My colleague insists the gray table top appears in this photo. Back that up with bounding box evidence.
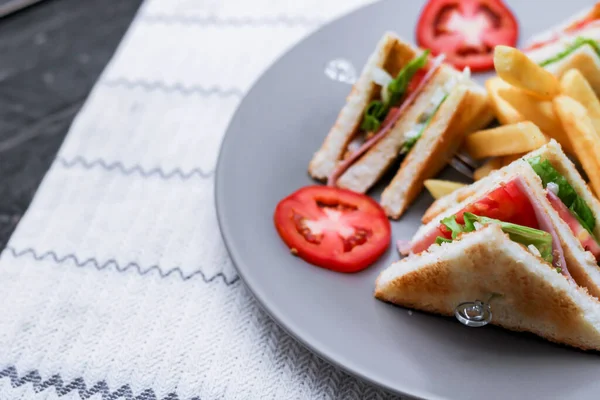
[0,0,142,247]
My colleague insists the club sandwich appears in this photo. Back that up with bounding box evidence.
[308,32,492,219]
[375,140,600,350]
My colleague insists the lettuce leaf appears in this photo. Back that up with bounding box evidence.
[468,214,554,264]
[539,37,600,67]
[386,50,430,107]
[435,212,553,264]
[435,237,453,245]
[360,50,430,132]
[361,101,386,132]
[527,156,596,233]
[441,215,465,239]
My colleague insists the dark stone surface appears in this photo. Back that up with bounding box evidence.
[0,0,143,246]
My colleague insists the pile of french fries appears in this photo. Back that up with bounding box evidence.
[425,45,600,200]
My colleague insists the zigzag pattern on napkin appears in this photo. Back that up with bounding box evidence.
[101,78,244,97]
[0,365,199,400]
[4,247,240,285]
[55,156,214,180]
[139,13,322,27]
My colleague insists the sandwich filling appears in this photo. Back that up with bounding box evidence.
[435,213,554,265]
[524,6,600,52]
[527,156,600,261]
[538,37,600,67]
[409,155,600,276]
[410,177,571,277]
[361,51,431,134]
[327,53,446,186]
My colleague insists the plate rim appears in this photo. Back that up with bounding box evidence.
[214,1,444,398]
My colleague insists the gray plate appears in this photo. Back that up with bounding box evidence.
[215,1,600,399]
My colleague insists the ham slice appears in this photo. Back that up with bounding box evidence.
[397,239,412,256]
[327,54,446,187]
[547,190,600,262]
[411,225,447,255]
[513,178,571,279]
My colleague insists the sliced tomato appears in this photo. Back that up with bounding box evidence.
[416,0,519,72]
[412,179,537,253]
[547,190,600,261]
[458,180,538,226]
[274,186,391,273]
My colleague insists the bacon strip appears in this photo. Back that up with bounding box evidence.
[327,54,446,187]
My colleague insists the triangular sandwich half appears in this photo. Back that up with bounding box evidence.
[409,140,600,300]
[375,223,600,351]
[524,2,600,95]
[308,31,492,219]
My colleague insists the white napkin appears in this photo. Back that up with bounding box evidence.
[0,0,400,398]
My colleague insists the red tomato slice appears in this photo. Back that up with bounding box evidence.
[274,186,391,273]
[416,0,519,72]
[412,179,537,253]
[457,180,539,228]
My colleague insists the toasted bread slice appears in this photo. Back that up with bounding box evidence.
[308,32,417,180]
[524,3,600,51]
[375,224,600,351]
[464,99,495,134]
[335,64,462,193]
[525,4,600,96]
[415,141,600,299]
[379,84,489,219]
[337,65,489,212]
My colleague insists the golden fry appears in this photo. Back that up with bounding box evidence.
[497,86,574,154]
[424,180,467,200]
[465,121,549,160]
[485,77,525,125]
[553,95,600,197]
[560,69,600,138]
[501,153,526,167]
[474,158,503,181]
[494,46,560,100]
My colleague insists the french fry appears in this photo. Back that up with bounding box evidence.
[465,121,549,160]
[485,77,525,125]
[497,86,574,154]
[474,158,503,181]
[501,153,526,167]
[464,103,496,135]
[424,180,467,200]
[553,95,600,197]
[494,46,560,100]
[560,69,600,138]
